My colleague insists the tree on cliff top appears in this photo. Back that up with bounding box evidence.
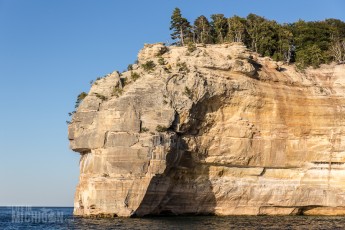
[226,15,247,43]
[194,15,212,44]
[170,8,192,46]
[210,14,228,43]
[168,10,345,68]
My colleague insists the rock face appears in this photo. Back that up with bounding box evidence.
[68,42,345,217]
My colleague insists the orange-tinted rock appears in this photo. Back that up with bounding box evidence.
[68,43,345,217]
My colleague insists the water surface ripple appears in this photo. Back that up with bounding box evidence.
[1,207,345,229]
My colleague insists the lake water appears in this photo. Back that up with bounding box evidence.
[1,207,345,229]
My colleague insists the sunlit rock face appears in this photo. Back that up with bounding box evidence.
[68,42,345,217]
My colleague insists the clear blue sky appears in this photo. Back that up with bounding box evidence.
[0,0,344,207]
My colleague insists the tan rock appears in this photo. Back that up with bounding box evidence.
[68,43,345,217]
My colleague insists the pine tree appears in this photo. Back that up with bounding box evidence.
[292,20,332,66]
[276,24,294,63]
[325,19,345,63]
[170,8,192,46]
[210,14,228,43]
[246,14,266,52]
[227,15,247,43]
[255,19,278,57]
[194,15,212,44]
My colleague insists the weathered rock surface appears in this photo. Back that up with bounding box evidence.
[68,42,345,217]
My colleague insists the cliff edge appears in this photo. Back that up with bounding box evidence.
[68,43,345,217]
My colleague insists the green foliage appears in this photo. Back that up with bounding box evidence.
[246,14,265,52]
[94,93,107,101]
[120,78,127,86]
[112,87,123,97]
[330,40,345,63]
[141,60,156,72]
[77,92,88,101]
[276,25,294,62]
[250,19,280,57]
[187,42,197,53]
[184,86,193,98]
[170,8,192,46]
[194,15,212,44]
[245,13,290,59]
[210,14,228,43]
[291,20,332,67]
[66,110,76,125]
[75,92,88,108]
[226,15,247,43]
[177,62,190,73]
[156,46,169,56]
[163,66,171,73]
[131,71,140,81]
[158,57,166,65]
[167,12,345,68]
[156,125,168,132]
[68,111,75,116]
[127,64,133,71]
[296,44,324,68]
[140,127,149,133]
[102,173,109,177]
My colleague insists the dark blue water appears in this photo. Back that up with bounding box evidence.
[1,207,345,229]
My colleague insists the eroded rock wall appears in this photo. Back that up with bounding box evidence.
[68,43,345,216]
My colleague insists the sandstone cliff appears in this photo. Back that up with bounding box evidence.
[68,43,345,217]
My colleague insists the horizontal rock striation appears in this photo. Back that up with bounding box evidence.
[68,42,345,217]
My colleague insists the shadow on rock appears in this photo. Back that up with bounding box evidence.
[133,137,217,217]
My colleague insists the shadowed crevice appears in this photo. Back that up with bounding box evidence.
[133,96,225,217]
